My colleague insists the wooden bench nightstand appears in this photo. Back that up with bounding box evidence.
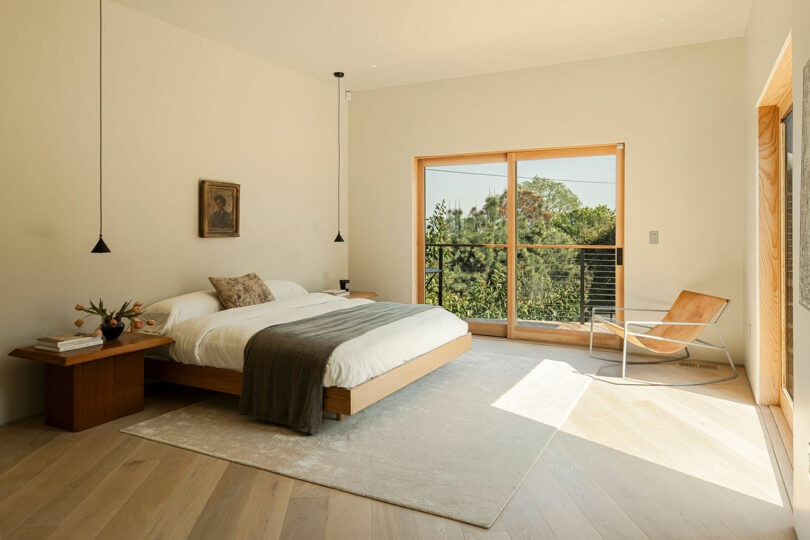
[345,291,378,300]
[10,333,173,431]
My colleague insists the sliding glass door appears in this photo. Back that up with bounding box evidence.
[417,145,624,346]
[781,110,794,421]
[512,149,622,344]
[421,157,509,335]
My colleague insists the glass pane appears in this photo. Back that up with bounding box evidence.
[424,162,508,244]
[515,154,618,330]
[516,247,616,331]
[784,111,793,399]
[425,246,507,322]
[424,162,508,323]
[515,155,616,245]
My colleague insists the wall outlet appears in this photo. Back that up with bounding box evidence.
[649,230,659,244]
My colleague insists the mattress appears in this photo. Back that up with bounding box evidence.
[167,293,469,388]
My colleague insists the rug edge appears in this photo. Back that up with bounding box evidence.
[120,425,496,529]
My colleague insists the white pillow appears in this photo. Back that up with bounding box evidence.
[140,290,223,335]
[265,280,308,300]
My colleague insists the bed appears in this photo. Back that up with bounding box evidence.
[140,282,471,432]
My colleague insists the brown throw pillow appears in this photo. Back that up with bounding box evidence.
[208,273,275,309]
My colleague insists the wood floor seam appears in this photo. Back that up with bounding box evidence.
[0,344,794,539]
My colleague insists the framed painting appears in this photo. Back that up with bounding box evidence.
[199,180,240,238]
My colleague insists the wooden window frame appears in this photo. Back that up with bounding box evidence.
[414,143,624,348]
[757,36,793,420]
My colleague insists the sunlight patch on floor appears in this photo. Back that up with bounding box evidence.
[478,337,787,508]
[560,362,788,507]
[491,358,594,427]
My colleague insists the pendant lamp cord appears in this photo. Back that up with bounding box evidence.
[98,0,103,237]
[336,75,340,232]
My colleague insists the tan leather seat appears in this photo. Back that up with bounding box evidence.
[602,290,729,354]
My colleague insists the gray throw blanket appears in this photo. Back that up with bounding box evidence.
[240,302,436,434]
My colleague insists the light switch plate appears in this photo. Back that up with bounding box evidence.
[649,230,659,244]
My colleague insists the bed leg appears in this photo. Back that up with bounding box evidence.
[336,413,345,421]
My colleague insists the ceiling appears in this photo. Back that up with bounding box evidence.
[113,0,752,90]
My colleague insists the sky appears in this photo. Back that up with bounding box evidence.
[424,155,616,217]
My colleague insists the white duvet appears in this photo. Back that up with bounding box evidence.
[168,293,468,388]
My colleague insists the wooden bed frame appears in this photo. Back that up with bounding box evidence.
[144,332,472,420]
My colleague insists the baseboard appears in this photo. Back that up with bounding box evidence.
[0,410,43,428]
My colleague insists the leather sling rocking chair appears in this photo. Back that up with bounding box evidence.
[589,290,738,386]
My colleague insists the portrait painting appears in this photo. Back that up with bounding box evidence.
[199,180,240,238]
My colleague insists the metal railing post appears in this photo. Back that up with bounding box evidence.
[579,250,585,324]
[438,245,444,306]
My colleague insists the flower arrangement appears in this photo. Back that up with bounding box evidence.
[74,299,154,340]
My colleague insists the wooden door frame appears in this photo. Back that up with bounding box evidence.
[414,151,508,337]
[414,143,624,348]
[757,36,792,414]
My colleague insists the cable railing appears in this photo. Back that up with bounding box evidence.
[425,243,617,324]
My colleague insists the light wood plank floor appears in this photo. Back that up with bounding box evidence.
[0,338,796,539]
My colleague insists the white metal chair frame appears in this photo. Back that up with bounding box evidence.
[589,303,738,386]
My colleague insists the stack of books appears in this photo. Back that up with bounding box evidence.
[35,333,103,352]
[322,288,350,297]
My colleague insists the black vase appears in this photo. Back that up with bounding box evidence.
[101,319,125,341]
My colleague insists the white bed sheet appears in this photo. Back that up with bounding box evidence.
[168,293,469,388]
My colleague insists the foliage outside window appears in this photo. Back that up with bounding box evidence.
[424,177,616,322]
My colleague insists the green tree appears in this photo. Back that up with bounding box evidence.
[553,205,615,245]
[520,176,581,214]
[424,177,616,323]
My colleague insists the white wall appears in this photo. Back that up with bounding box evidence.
[348,39,746,362]
[741,0,810,534]
[780,0,810,533]
[739,0,810,532]
[0,0,348,425]
[794,2,810,529]
[794,0,810,531]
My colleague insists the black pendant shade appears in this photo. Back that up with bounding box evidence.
[334,71,344,243]
[91,235,111,253]
[91,0,110,253]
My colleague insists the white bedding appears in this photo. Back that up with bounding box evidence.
[168,293,469,388]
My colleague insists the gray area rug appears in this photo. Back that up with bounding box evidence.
[123,343,596,527]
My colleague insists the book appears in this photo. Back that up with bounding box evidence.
[322,289,350,296]
[36,338,102,349]
[35,338,103,353]
[37,333,103,351]
[38,332,98,344]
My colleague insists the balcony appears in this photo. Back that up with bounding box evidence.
[425,243,617,333]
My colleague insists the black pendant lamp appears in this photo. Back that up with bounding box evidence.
[91,0,110,253]
[333,71,344,243]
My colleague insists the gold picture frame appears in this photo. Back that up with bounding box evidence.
[199,180,240,238]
